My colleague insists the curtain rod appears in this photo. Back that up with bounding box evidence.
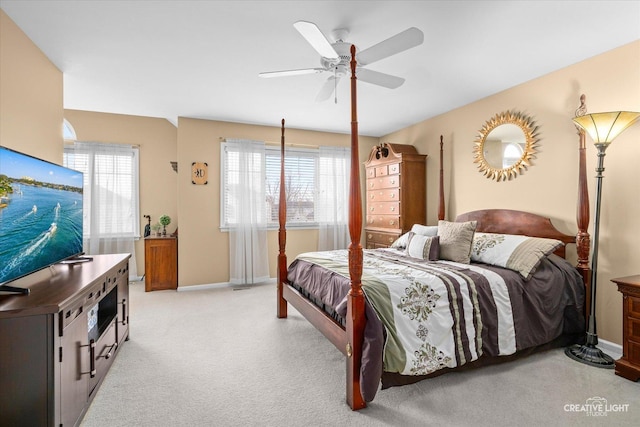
[64,141,140,148]
[219,137,318,149]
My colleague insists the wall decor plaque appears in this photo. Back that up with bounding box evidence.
[191,162,208,185]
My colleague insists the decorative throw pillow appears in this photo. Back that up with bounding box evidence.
[437,220,477,263]
[391,232,411,249]
[391,224,438,249]
[405,232,439,260]
[411,224,438,237]
[471,232,564,279]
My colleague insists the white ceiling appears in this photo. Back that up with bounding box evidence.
[1,1,639,137]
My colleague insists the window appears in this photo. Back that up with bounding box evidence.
[265,147,317,226]
[63,119,77,141]
[64,143,140,238]
[221,143,347,229]
[502,142,524,168]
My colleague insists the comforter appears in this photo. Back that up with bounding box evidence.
[287,248,585,402]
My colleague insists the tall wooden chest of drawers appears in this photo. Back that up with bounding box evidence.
[364,143,427,249]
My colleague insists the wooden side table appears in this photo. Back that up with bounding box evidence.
[611,274,640,382]
[144,236,178,291]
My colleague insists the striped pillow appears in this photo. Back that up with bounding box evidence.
[471,232,563,279]
[391,224,439,249]
[405,232,439,261]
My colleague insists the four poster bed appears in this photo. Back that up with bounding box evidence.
[276,46,591,410]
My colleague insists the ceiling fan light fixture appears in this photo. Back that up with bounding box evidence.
[260,21,424,102]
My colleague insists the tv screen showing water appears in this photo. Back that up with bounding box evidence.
[0,146,84,285]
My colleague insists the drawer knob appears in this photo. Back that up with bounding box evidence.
[388,237,394,242]
[390,207,395,212]
[390,180,396,185]
[390,220,395,225]
[391,193,395,198]
[368,234,372,239]
[370,207,375,212]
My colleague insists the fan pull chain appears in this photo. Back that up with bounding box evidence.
[334,67,338,104]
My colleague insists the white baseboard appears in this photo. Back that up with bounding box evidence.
[598,338,622,360]
[177,282,232,292]
[177,277,276,292]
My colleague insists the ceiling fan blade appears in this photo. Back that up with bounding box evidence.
[357,68,405,89]
[315,76,340,102]
[294,21,339,60]
[259,68,325,78]
[357,27,424,66]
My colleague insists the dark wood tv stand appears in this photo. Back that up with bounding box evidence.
[0,253,130,426]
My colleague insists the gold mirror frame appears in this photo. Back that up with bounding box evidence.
[473,110,539,181]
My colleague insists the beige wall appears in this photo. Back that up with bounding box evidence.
[176,118,378,287]
[4,6,637,345]
[0,10,62,162]
[63,110,178,276]
[60,111,378,288]
[382,40,640,345]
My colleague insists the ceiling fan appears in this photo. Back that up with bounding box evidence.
[259,21,424,102]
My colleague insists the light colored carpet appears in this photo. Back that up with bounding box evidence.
[81,281,640,427]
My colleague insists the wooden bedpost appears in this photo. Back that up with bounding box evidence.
[438,135,445,221]
[346,44,366,410]
[574,94,592,316]
[277,118,288,318]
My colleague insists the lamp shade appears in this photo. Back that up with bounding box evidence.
[573,111,640,145]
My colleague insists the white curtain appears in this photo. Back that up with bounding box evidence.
[64,142,139,279]
[227,139,270,285]
[317,146,351,250]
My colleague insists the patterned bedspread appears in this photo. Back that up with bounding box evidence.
[287,248,585,401]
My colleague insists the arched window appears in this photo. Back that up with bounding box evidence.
[63,118,77,141]
[502,143,523,168]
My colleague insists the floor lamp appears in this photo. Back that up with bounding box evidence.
[565,111,640,368]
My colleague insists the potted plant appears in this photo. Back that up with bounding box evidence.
[151,223,161,236]
[159,215,171,236]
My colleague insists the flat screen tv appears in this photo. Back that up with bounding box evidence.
[0,146,84,294]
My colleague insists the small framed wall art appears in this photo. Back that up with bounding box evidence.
[191,162,208,185]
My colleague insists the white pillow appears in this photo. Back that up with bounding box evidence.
[391,232,411,249]
[411,224,438,237]
[471,232,564,279]
[391,224,438,249]
[405,233,439,260]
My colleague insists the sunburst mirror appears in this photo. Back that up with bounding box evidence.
[473,111,540,181]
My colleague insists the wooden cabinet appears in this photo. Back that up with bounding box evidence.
[612,274,640,382]
[60,309,90,427]
[0,254,130,426]
[144,237,178,291]
[364,143,427,249]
